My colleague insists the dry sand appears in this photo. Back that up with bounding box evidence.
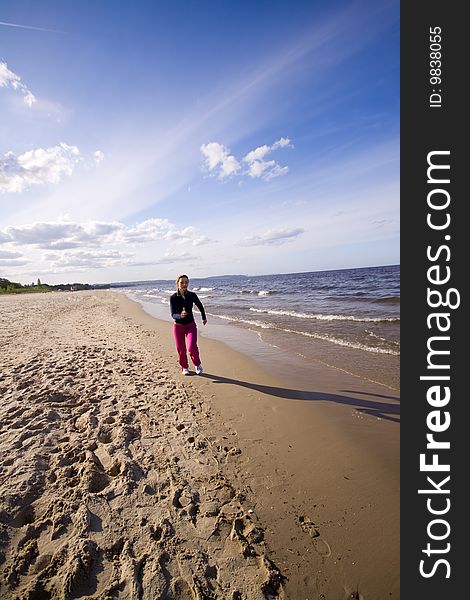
[0,291,399,599]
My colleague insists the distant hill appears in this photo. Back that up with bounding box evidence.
[103,275,249,288]
[197,274,248,280]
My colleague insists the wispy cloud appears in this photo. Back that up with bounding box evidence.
[153,250,199,265]
[240,227,304,246]
[0,144,104,193]
[0,20,64,34]
[0,60,36,107]
[372,218,393,229]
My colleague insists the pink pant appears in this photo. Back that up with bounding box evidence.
[173,322,201,369]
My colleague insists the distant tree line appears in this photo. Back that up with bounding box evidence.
[0,277,106,295]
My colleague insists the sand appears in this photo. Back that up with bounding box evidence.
[0,291,399,599]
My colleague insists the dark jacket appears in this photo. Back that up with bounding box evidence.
[170,290,206,325]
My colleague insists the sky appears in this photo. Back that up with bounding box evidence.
[0,0,399,284]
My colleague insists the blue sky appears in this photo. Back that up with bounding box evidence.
[1,0,399,284]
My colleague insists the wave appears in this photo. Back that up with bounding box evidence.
[280,328,400,355]
[236,289,277,296]
[206,312,271,328]
[207,312,399,355]
[248,307,399,323]
[366,330,400,346]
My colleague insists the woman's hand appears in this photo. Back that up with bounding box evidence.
[202,319,207,326]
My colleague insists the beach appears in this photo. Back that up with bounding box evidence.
[0,291,399,599]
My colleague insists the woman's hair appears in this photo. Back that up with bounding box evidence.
[176,274,189,289]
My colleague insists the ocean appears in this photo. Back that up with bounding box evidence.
[119,265,400,390]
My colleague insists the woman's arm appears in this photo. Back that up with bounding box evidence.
[193,293,207,323]
[170,295,182,320]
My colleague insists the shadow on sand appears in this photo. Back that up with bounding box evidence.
[199,373,400,424]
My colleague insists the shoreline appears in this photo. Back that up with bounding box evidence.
[0,291,399,599]
[124,292,400,392]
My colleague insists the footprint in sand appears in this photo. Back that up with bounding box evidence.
[313,537,331,557]
[297,515,319,538]
[297,515,332,557]
[98,430,113,444]
[231,514,265,556]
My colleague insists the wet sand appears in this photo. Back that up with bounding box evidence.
[0,291,399,599]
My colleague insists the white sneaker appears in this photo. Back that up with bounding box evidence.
[195,364,204,375]
[182,368,190,376]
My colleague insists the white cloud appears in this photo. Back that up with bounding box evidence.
[93,150,105,164]
[41,247,200,271]
[272,137,292,150]
[0,60,36,107]
[0,258,29,267]
[1,221,107,248]
[154,251,199,265]
[38,248,199,271]
[43,249,133,270]
[1,218,216,250]
[0,145,104,194]
[263,164,289,181]
[201,137,293,183]
[0,249,28,267]
[278,199,308,208]
[117,219,215,246]
[240,227,304,246]
[250,159,271,177]
[0,217,215,279]
[246,159,277,179]
[243,137,293,181]
[119,218,175,243]
[243,145,271,163]
[0,249,23,259]
[170,226,213,247]
[0,143,81,193]
[200,142,240,179]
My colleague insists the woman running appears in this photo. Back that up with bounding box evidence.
[170,274,207,375]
